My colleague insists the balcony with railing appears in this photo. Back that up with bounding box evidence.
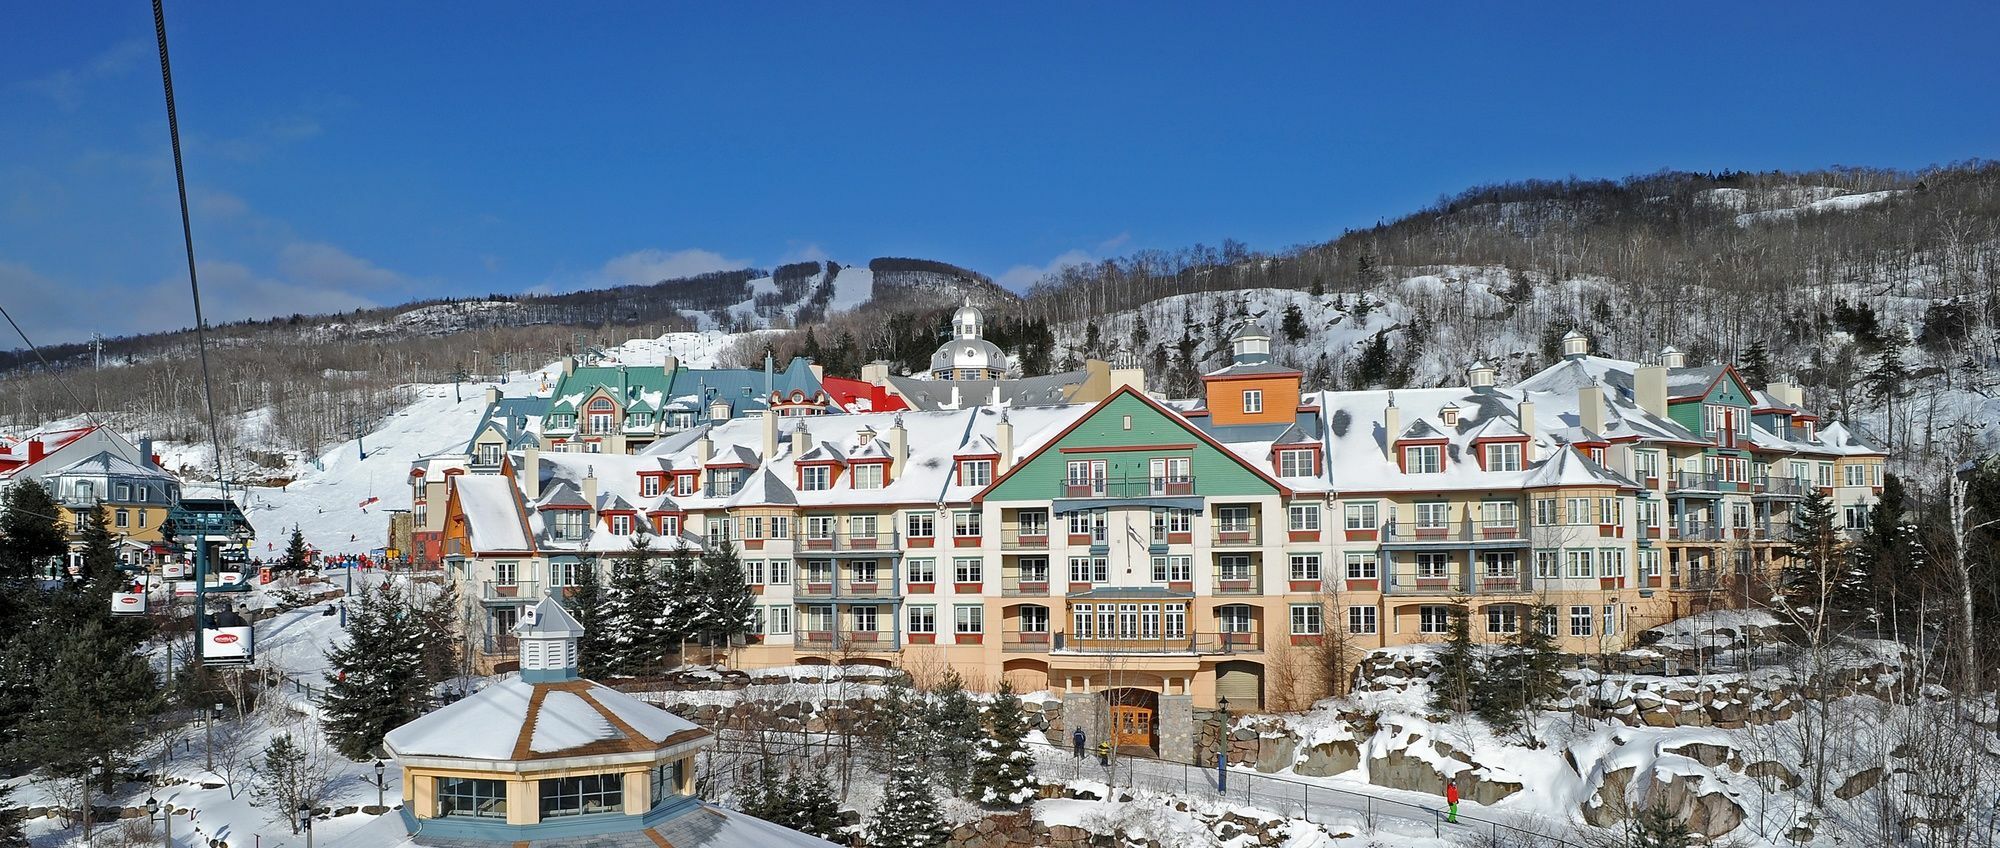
[1049,631,1263,655]
[797,530,902,554]
[793,564,900,601]
[1669,472,1752,495]
[1000,630,1055,652]
[1000,526,1051,550]
[796,628,898,650]
[1212,561,1262,595]
[1002,573,1052,597]
[1381,518,1528,546]
[480,580,538,602]
[480,633,520,656]
[1061,475,1197,500]
[1752,477,1809,499]
[1211,519,1262,548]
[1669,521,1724,541]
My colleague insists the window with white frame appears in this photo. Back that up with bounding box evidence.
[1151,555,1191,583]
[1243,389,1264,414]
[1217,554,1253,581]
[806,516,836,540]
[1290,604,1323,635]
[743,560,766,585]
[801,465,830,491]
[1289,554,1321,582]
[1480,500,1518,530]
[852,464,884,489]
[851,560,878,585]
[1019,556,1050,583]
[1602,604,1618,636]
[1165,603,1187,638]
[954,510,981,538]
[1149,457,1191,491]
[742,516,764,539]
[1566,497,1591,524]
[1279,449,1315,477]
[851,606,879,633]
[1403,444,1442,474]
[1636,449,1660,479]
[610,514,632,535]
[1415,552,1450,579]
[1640,549,1661,578]
[803,559,834,584]
[1419,605,1452,634]
[1217,605,1253,633]
[768,559,791,584]
[953,605,983,634]
[1017,509,1048,536]
[1843,505,1868,530]
[907,606,936,634]
[767,606,792,635]
[553,511,586,540]
[1414,502,1449,529]
[495,560,518,586]
[1020,605,1050,633]
[1482,551,1518,577]
[1844,464,1865,487]
[1288,504,1321,532]
[1599,548,1624,578]
[960,460,992,487]
[907,512,935,539]
[1534,498,1558,526]
[1345,552,1379,579]
[1072,604,1095,638]
[1344,502,1380,530]
[1168,508,1192,534]
[1485,442,1523,471]
[1348,606,1378,634]
[1535,550,1561,578]
[1065,460,1106,493]
[1599,497,1622,526]
[1570,605,1594,637]
[1216,506,1251,532]
[1486,605,1519,634]
[1566,549,1594,579]
[907,559,936,584]
[1069,556,1109,583]
[953,558,983,584]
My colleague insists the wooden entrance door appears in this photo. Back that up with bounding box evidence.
[1110,705,1153,748]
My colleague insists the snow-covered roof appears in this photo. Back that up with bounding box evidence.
[44,450,176,481]
[453,475,531,552]
[383,677,704,763]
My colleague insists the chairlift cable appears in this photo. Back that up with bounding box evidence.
[152,0,230,499]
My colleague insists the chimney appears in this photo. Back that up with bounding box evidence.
[1658,345,1686,369]
[1578,385,1604,433]
[991,385,1002,406]
[1467,361,1496,391]
[1767,380,1802,409]
[484,386,500,405]
[28,439,44,464]
[138,437,155,469]
[791,423,812,457]
[1607,442,1634,476]
[660,355,679,379]
[861,361,890,386]
[1382,395,1401,462]
[1635,363,1668,418]
[562,356,576,376]
[949,385,961,410]
[582,470,599,512]
[888,416,909,477]
[761,409,778,460]
[1516,399,1537,454]
[695,434,713,467]
[522,445,541,500]
[994,412,1014,472]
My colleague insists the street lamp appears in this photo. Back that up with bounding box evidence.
[373,759,387,809]
[146,796,169,848]
[1215,695,1230,793]
[296,804,314,848]
[204,701,222,770]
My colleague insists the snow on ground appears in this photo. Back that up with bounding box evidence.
[1734,189,1906,226]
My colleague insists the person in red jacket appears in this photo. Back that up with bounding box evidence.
[1445,780,1460,823]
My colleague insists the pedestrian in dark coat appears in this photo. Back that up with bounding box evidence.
[1071,728,1086,759]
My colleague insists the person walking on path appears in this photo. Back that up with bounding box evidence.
[1072,728,1086,759]
[1096,740,1111,767]
[1445,780,1460,823]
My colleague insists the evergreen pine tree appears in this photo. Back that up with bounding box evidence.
[1428,604,1476,715]
[1281,303,1308,342]
[74,505,119,588]
[602,541,666,674]
[251,734,316,834]
[1780,490,1849,638]
[1626,805,1697,848]
[279,526,312,571]
[870,745,949,848]
[0,480,65,584]
[0,782,25,848]
[17,620,161,795]
[785,766,844,839]
[1737,339,1774,388]
[924,669,982,796]
[657,547,705,661]
[970,681,1034,807]
[737,756,790,824]
[695,541,755,651]
[320,583,431,759]
[1853,474,1919,637]
[568,565,615,678]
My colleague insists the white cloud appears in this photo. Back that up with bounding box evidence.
[277,241,412,291]
[997,249,1093,291]
[138,260,376,328]
[590,247,751,288]
[17,40,148,111]
[779,242,831,264]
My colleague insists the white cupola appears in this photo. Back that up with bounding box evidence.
[516,595,585,683]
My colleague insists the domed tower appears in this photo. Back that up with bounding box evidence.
[929,298,1009,380]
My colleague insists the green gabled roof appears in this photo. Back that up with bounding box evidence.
[982,386,1291,502]
[548,365,677,409]
[547,396,577,412]
[626,395,657,413]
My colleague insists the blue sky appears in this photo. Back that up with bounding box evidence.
[3,2,1996,344]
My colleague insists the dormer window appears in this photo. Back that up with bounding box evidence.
[1485,442,1522,472]
[959,460,993,487]
[1403,444,1442,474]
[1243,390,1264,414]
[1803,421,1816,441]
[1588,447,1606,464]
[802,466,831,491]
[641,476,661,497]
[610,515,632,535]
[1278,449,1315,477]
[674,474,696,496]
[552,511,586,540]
[1440,405,1459,427]
[857,428,876,446]
[853,464,885,489]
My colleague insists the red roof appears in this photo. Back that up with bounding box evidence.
[821,376,909,413]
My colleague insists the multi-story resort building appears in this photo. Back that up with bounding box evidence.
[425,320,1886,759]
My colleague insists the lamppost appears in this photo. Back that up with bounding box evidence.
[296,804,314,848]
[145,796,169,848]
[1214,695,1230,793]
[204,701,222,770]
[373,759,387,809]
